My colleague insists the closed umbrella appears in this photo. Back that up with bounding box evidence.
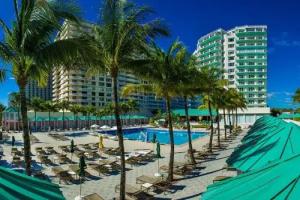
[78,156,86,198]
[203,154,300,200]
[70,139,75,162]
[155,142,162,177]
[11,136,15,147]
[99,135,104,149]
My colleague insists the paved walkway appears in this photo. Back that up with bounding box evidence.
[0,129,246,200]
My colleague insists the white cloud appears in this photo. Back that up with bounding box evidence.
[9,77,15,80]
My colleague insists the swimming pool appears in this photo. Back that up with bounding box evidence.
[101,128,206,145]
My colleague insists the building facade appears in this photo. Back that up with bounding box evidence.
[194,25,267,108]
[52,22,193,114]
[25,78,53,101]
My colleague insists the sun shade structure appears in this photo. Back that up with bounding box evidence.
[278,113,300,119]
[0,166,65,200]
[227,116,300,172]
[202,154,300,200]
[172,108,217,117]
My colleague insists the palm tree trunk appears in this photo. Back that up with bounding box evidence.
[223,109,227,139]
[166,97,175,182]
[228,109,232,135]
[48,111,51,131]
[184,96,196,165]
[19,85,31,176]
[34,110,37,132]
[112,76,126,200]
[235,108,238,128]
[216,108,221,147]
[208,100,214,152]
[231,110,234,129]
[62,109,65,130]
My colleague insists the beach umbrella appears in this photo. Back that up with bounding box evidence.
[78,156,86,198]
[154,142,162,177]
[70,139,75,162]
[0,166,64,199]
[227,122,300,172]
[11,136,15,147]
[152,133,157,143]
[99,135,104,149]
[202,154,300,200]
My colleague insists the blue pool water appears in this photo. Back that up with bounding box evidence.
[105,128,206,145]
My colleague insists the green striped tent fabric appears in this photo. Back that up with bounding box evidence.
[227,116,300,172]
[202,154,300,200]
[0,167,65,200]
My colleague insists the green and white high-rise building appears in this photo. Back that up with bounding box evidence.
[194,25,267,108]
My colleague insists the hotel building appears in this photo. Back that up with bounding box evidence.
[194,25,268,108]
[52,22,190,114]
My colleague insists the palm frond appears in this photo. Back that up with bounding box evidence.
[0,69,6,83]
[121,83,154,97]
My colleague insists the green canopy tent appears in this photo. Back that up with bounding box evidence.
[0,167,64,200]
[172,108,217,117]
[202,154,300,200]
[226,121,300,172]
[278,113,300,119]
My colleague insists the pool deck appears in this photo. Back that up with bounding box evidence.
[0,127,246,200]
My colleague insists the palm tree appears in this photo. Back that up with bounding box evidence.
[198,66,224,152]
[122,41,190,182]
[293,89,300,103]
[57,100,70,130]
[0,0,91,175]
[84,1,169,198]
[29,97,44,132]
[42,101,58,131]
[69,104,82,129]
[85,105,96,128]
[0,103,6,126]
[9,92,21,132]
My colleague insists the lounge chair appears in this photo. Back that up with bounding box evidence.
[11,156,22,166]
[45,146,57,155]
[38,155,53,166]
[213,175,232,183]
[57,154,71,164]
[115,184,154,200]
[35,147,47,155]
[52,166,74,184]
[88,163,110,176]
[83,193,104,200]
[136,175,171,194]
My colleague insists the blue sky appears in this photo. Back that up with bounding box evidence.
[1,0,300,108]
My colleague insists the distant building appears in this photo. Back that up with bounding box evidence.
[194,25,268,108]
[52,21,194,114]
[25,77,52,101]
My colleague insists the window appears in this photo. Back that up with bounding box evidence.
[228,44,235,48]
[228,38,234,42]
[229,56,234,60]
[228,69,235,73]
[229,63,235,66]
[229,51,234,55]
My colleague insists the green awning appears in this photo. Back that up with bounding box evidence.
[227,116,300,172]
[0,167,65,200]
[172,108,217,117]
[278,113,300,119]
[202,154,300,200]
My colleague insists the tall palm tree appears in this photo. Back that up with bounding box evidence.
[0,103,6,126]
[0,0,91,175]
[199,66,224,152]
[69,104,82,129]
[122,41,190,182]
[57,100,70,130]
[293,89,300,104]
[9,92,21,132]
[85,105,96,128]
[84,1,169,198]
[42,101,58,131]
[175,52,201,165]
[29,97,44,132]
